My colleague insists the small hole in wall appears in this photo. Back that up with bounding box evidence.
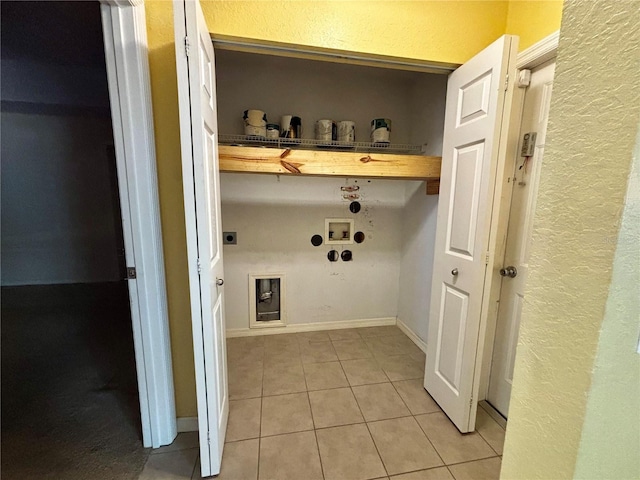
[341,250,353,262]
[327,250,339,262]
[354,231,365,244]
[349,201,361,214]
[311,234,323,247]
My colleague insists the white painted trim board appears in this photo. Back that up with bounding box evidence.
[177,417,200,433]
[517,31,559,69]
[396,318,428,354]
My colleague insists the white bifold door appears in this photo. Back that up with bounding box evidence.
[424,35,518,433]
[174,0,228,476]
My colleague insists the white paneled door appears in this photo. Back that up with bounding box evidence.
[174,0,228,476]
[425,35,518,433]
[487,60,556,417]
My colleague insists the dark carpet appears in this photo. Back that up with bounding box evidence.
[1,282,150,479]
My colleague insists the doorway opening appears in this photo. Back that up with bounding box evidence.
[484,59,557,420]
[1,2,148,477]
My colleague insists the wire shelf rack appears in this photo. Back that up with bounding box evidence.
[218,134,425,155]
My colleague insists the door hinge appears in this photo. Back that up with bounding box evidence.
[184,36,190,57]
[470,397,474,407]
[197,259,202,274]
[126,267,137,280]
[207,432,211,446]
[485,252,490,265]
[504,73,509,91]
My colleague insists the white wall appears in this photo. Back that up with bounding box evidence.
[397,182,438,343]
[221,174,409,330]
[216,51,444,334]
[215,49,447,146]
[1,112,121,285]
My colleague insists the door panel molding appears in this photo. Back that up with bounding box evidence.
[175,0,229,476]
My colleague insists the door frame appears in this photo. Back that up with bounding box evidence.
[478,31,560,402]
[100,0,177,448]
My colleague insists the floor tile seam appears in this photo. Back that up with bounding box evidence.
[303,384,349,395]
[190,451,199,479]
[388,379,415,417]
[306,390,317,431]
[313,419,367,431]
[259,390,311,400]
[257,395,263,480]
[444,453,501,466]
[312,427,327,480]
[476,429,501,456]
[230,394,262,401]
[446,465,457,480]
[302,357,340,365]
[260,425,317,439]
[362,412,414,423]
[225,435,261,444]
[259,353,266,399]
[262,387,307,397]
[362,417,390,479]
[412,413,447,468]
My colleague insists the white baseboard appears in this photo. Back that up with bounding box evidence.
[177,416,198,433]
[396,318,428,354]
[226,317,396,338]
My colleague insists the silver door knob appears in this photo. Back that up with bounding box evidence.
[451,268,458,276]
[499,266,517,278]
[216,278,224,286]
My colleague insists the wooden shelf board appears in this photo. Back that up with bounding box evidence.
[219,145,441,182]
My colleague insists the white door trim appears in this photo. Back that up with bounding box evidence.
[517,31,559,70]
[100,0,177,448]
[478,31,559,402]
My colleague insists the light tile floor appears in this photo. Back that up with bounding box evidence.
[139,326,505,479]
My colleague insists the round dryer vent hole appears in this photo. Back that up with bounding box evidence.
[311,234,323,247]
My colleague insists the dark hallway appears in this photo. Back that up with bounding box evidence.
[1,2,149,478]
[1,284,149,479]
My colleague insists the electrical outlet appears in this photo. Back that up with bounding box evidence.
[223,232,237,245]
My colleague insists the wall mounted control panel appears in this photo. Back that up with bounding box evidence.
[521,132,537,157]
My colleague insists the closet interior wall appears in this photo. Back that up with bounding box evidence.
[215,49,446,341]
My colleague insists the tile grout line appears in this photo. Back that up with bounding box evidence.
[445,454,502,468]
[363,418,390,478]
[257,386,263,480]
[413,412,447,468]
[388,377,414,415]
[476,428,501,457]
[312,428,326,480]
[342,356,389,479]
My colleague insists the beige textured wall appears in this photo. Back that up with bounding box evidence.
[573,128,640,479]
[500,1,640,478]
